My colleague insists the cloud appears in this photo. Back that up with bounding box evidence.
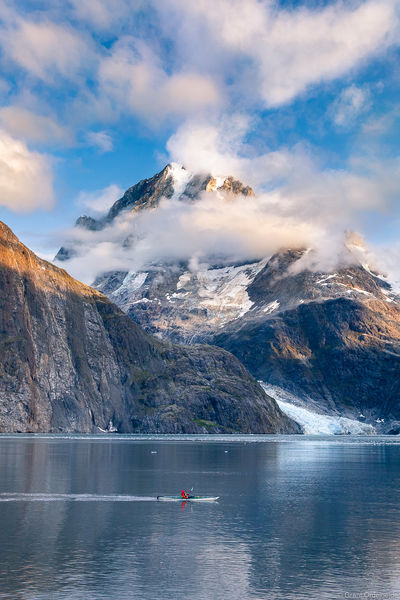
[57,146,391,284]
[371,244,400,291]
[129,192,318,266]
[167,113,400,214]
[0,0,397,152]
[69,0,142,29]
[331,85,370,127]
[167,116,295,186]
[98,37,222,123]
[76,184,123,216]
[3,18,95,82]
[58,108,400,284]
[0,130,54,212]
[58,189,320,284]
[162,0,399,108]
[86,130,114,152]
[0,106,72,145]
[166,114,396,224]
[0,0,398,269]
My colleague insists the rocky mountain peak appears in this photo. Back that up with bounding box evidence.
[104,164,254,222]
[75,215,103,231]
[55,165,255,263]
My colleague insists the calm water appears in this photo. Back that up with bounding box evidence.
[0,435,400,600]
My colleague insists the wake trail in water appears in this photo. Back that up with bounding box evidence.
[0,493,157,502]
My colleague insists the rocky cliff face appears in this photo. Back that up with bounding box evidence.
[0,221,299,434]
[56,166,400,433]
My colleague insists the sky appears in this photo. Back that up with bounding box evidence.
[0,0,400,269]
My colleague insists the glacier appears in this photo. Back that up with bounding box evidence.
[260,383,376,435]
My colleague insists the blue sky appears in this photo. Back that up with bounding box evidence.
[0,0,400,260]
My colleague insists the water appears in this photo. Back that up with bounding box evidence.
[0,435,400,600]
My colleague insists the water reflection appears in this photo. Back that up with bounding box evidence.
[0,437,399,599]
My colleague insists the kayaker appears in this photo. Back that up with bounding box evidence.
[181,489,189,499]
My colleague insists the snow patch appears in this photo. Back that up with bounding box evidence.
[214,176,226,188]
[131,297,152,304]
[205,176,226,192]
[110,271,148,311]
[112,271,148,298]
[263,300,280,314]
[362,264,381,278]
[195,265,255,317]
[176,260,269,325]
[167,163,192,200]
[352,287,371,296]
[316,273,337,284]
[97,420,118,433]
[381,289,399,303]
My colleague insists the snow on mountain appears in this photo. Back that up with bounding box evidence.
[166,163,193,200]
[109,271,148,310]
[177,263,261,321]
[96,258,269,342]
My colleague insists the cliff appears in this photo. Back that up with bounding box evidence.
[0,222,299,434]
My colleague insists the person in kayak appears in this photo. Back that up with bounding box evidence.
[181,489,193,499]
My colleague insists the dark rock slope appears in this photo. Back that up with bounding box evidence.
[0,222,299,434]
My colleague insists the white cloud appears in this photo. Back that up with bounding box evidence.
[58,145,400,284]
[129,192,318,267]
[69,0,142,29]
[332,85,370,126]
[76,184,123,216]
[58,190,320,284]
[0,0,398,244]
[3,19,95,82]
[0,106,72,144]
[159,0,399,107]
[87,130,114,152]
[167,116,295,185]
[0,0,397,146]
[0,130,54,212]
[167,114,400,218]
[98,37,222,123]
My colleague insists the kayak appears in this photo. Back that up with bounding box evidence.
[157,495,219,502]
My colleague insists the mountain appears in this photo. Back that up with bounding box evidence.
[56,165,400,433]
[213,248,400,432]
[0,221,300,434]
[56,163,254,262]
